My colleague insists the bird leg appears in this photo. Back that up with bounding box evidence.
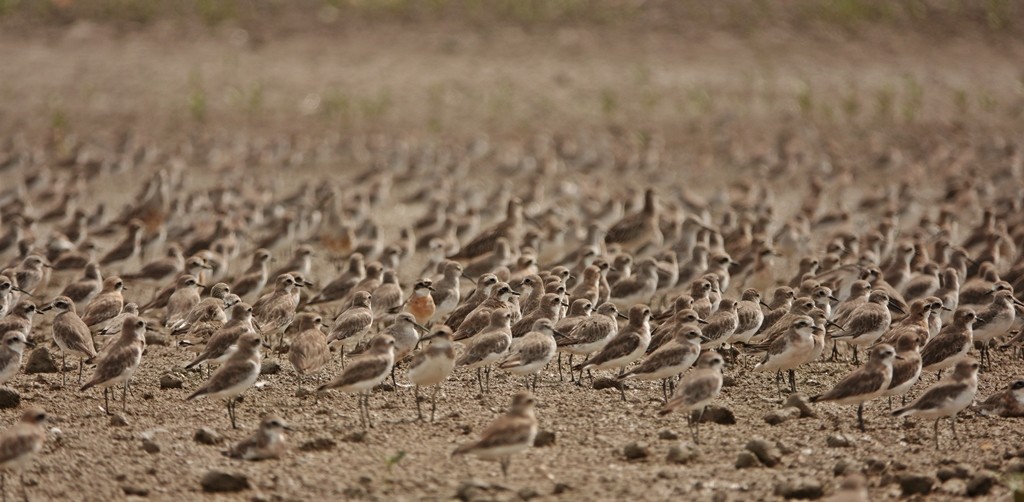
[933,418,940,449]
[857,402,865,432]
[476,368,485,394]
[852,347,860,366]
[788,369,797,394]
[78,357,84,385]
[365,391,374,428]
[122,382,128,412]
[950,415,961,446]
[661,379,669,403]
[430,385,439,422]
[415,385,423,421]
[557,354,564,381]
[500,457,510,479]
[103,388,110,415]
[61,350,67,387]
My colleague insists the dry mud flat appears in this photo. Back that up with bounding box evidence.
[2,309,1019,501]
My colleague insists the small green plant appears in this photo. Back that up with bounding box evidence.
[385,450,406,472]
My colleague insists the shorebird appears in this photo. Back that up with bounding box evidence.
[511,293,562,338]
[164,274,204,328]
[169,282,231,336]
[921,308,976,375]
[270,245,314,279]
[185,302,256,372]
[971,289,1019,367]
[453,391,538,478]
[455,309,513,393]
[621,325,703,402]
[558,302,623,383]
[728,288,766,344]
[0,332,32,386]
[657,351,725,444]
[0,408,48,502]
[451,282,518,341]
[975,379,1024,417]
[370,269,403,319]
[407,325,456,422]
[499,318,559,390]
[12,255,47,296]
[43,296,97,385]
[326,291,373,360]
[81,276,125,331]
[307,253,366,306]
[99,219,143,266]
[893,358,979,448]
[230,249,273,301]
[288,313,330,392]
[226,414,292,460]
[573,304,652,401]
[123,243,184,285]
[444,273,499,330]
[429,261,463,321]
[364,312,427,385]
[610,257,659,308]
[81,315,147,414]
[187,332,262,429]
[810,344,898,432]
[882,332,925,407]
[252,274,301,350]
[752,316,815,395]
[318,335,396,428]
[0,302,35,339]
[699,298,738,349]
[404,278,437,325]
[605,188,662,255]
[449,198,524,261]
[830,290,893,364]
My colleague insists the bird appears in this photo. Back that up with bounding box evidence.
[971,289,1019,368]
[187,332,263,429]
[185,302,256,372]
[288,313,331,391]
[455,309,513,393]
[0,332,32,386]
[699,298,738,349]
[44,296,97,385]
[620,325,704,402]
[830,290,893,364]
[370,268,404,319]
[164,274,204,328]
[657,351,725,444]
[974,379,1024,418]
[363,312,426,385]
[452,391,538,478]
[573,304,652,401]
[318,335,396,428]
[404,278,437,325]
[81,276,126,331]
[326,291,373,360]
[0,408,48,502]
[230,249,273,301]
[752,316,816,395]
[407,325,456,422]
[81,315,147,414]
[882,331,925,407]
[123,243,185,285]
[0,302,36,340]
[921,308,976,374]
[605,188,662,255]
[558,301,624,383]
[306,252,366,306]
[610,257,659,308]
[226,414,292,461]
[499,318,559,390]
[893,358,980,448]
[810,344,898,432]
[252,274,301,350]
[169,282,231,336]
[429,261,463,321]
[728,288,766,344]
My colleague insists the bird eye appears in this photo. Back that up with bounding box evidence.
[137,320,145,328]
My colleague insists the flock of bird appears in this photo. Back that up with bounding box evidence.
[0,134,1022,499]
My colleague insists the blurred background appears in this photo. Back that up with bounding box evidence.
[1,0,1022,172]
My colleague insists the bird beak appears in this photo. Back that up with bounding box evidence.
[282,425,296,432]
[24,340,36,349]
[41,263,53,269]
[553,330,565,338]
[829,295,840,302]
[941,306,952,311]
[561,302,570,308]
[617,313,628,320]
[698,334,711,342]
[888,301,905,315]
[202,264,213,270]
[759,301,772,310]
[413,322,430,334]
[461,272,476,284]
[197,283,208,288]
[38,304,53,313]
[427,285,436,292]
[510,290,521,296]
[894,354,905,360]
[697,318,709,325]
[12,288,36,298]
[826,320,845,332]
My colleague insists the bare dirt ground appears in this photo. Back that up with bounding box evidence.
[2,3,1024,501]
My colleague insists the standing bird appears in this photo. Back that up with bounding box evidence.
[99,220,143,266]
[185,302,256,372]
[407,326,456,422]
[975,379,1024,417]
[728,288,766,344]
[830,290,893,364]
[893,358,979,449]
[605,188,662,255]
[326,291,374,360]
[230,249,272,301]
[573,304,652,401]
[253,274,301,350]
[620,326,704,402]
[455,309,514,393]
[404,278,437,325]
[318,335,396,428]
[971,290,1019,368]
[753,316,816,395]
[45,296,97,385]
[883,332,925,408]
[499,319,559,390]
[699,298,739,349]
[81,315,147,414]
[810,344,898,432]
[921,308,976,374]
[558,302,623,383]
[0,332,32,386]
[657,351,725,444]
[187,333,263,429]
[453,391,538,478]
[81,276,126,331]
[226,414,291,460]
[164,274,204,328]
[429,261,463,321]
[0,302,36,339]
[306,253,365,306]
[0,408,49,502]
[288,313,331,392]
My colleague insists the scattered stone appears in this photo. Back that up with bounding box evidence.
[0,388,21,409]
[699,406,736,425]
[456,479,501,501]
[517,487,539,500]
[200,471,250,493]
[25,348,58,374]
[552,483,571,495]
[899,474,935,496]
[141,439,160,454]
[735,451,760,469]
[110,414,130,427]
[966,472,997,497]
[159,374,183,389]
[623,441,649,460]
[145,332,169,346]
[784,394,817,418]
[764,407,801,425]
[343,431,368,443]
[299,437,336,452]
[745,439,782,467]
[143,391,155,400]
[259,360,280,375]
[122,486,149,496]
[666,442,698,465]
[865,458,888,475]
[193,427,221,445]
[721,375,737,387]
[534,430,556,447]
[658,429,679,440]
[774,478,824,499]
[826,434,852,448]
[593,377,623,390]
[376,382,395,392]
[834,460,852,476]
[295,387,314,398]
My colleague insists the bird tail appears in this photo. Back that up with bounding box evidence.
[186,387,206,401]
[808,394,823,403]
[892,406,910,417]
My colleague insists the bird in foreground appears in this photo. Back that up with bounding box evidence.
[44,296,97,385]
[185,302,255,373]
[288,313,331,393]
[620,325,704,402]
[498,318,559,391]
[187,332,263,429]
[226,414,291,460]
[810,344,899,432]
[81,315,147,414]
[453,391,538,478]
[318,335,396,428]
[0,408,48,502]
[752,316,815,395]
[326,291,373,362]
[893,358,979,449]
[573,304,652,401]
[974,379,1024,418]
[0,332,33,386]
[407,326,456,422]
[658,351,725,444]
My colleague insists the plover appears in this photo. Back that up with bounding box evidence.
[921,308,976,374]
[657,351,725,444]
[288,313,331,391]
[573,304,652,401]
[226,414,292,460]
[164,274,204,328]
[169,282,231,336]
[620,325,704,402]
[187,332,262,429]
[499,318,559,390]
[699,298,738,349]
[81,276,125,331]
[0,302,35,339]
[882,332,925,407]
[893,358,979,448]
[753,316,815,395]
[810,344,898,431]
[971,289,1019,367]
[511,293,562,338]
[558,302,623,383]
[81,315,147,414]
[44,296,97,385]
[252,274,301,349]
[830,290,893,364]
[455,309,513,393]
[444,273,499,330]
[975,379,1024,417]
[453,391,538,478]
[124,244,184,285]
[429,261,463,321]
[0,408,48,502]
[230,249,273,301]
[370,269,404,319]
[318,335,396,428]
[185,302,256,371]
[407,326,456,421]
[727,288,766,344]
[404,278,437,325]
[326,291,374,358]
[0,332,32,386]
[610,258,659,308]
